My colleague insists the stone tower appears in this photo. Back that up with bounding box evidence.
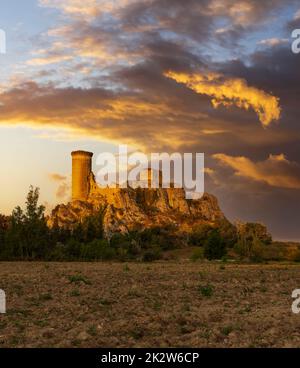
[71,150,93,201]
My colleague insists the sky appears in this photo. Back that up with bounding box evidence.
[0,0,300,240]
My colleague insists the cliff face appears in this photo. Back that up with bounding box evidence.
[48,186,226,238]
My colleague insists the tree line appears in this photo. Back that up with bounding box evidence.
[0,186,273,262]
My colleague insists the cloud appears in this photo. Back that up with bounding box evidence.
[39,0,101,17]
[0,75,288,154]
[1,0,300,240]
[48,173,70,199]
[39,0,135,17]
[213,153,300,189]
[49,173,67,182]
[165,71,281,127]
[56,182,70,199]
[33,0,296,72]
[26,39,75,66]
[257,38,289,47]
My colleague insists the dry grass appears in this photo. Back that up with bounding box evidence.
[0,261,300,347]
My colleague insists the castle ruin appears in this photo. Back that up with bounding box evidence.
[49,150,226,237]
[71,150,163,202]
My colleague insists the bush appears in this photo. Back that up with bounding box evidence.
[293,250,300,262]
[236,222,272,246]
[199,284,214,297]
[203,230,226,260]
[66,239,82,259]
[81,239,115,260]
[47,242,67,261]
[216,219,238,248]
[189,224,214,246]
[142,248,161,262]
[138,226,179,251]
[190,247,204,261]
[235,223,267,262]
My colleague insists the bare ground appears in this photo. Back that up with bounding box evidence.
[0,261,300,347]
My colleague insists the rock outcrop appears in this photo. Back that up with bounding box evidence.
[48,186,226,238]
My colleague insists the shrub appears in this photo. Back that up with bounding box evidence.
[47,242,67,261]
[66,239,82,259]
[236,222,272,246]
[216,219,238,248]
[142,248,161,262]
[190,247,204,261]
[189,224,214,246]
[138,226,180,251]
[235,223,266,262]
[293,250,300,262]
[199,284,214,297]
[81,239,115,260]
[203,230,226,260]
[68,275,91,285]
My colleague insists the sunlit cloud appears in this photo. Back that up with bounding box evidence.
[165,71,281,127]
[56,182,70,200]
[39,0,135,18]
[49,173,67,182]
[39,0,101,17]
[213,153,300,189]
[48,173,70,200]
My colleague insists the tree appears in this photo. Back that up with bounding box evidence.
[189,224,214,246]
[5,186,49,259]
[0,215,10,255]
[71,207,105,243]
[203,229,226,260]
[234,222,271,261]
[216,219,238,248]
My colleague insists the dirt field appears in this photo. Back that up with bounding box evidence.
[1,261,300,347]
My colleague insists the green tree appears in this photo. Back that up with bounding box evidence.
[0,215,10,257]
[71,207,105,243]
[189,224,214,246]
[234,222,271,261]
[5,186,49,259]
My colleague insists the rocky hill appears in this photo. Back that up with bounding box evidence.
[48,186,226,238]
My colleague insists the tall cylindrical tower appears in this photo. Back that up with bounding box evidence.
[71,150,93,201]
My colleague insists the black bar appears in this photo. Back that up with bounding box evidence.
[0,348,298,367]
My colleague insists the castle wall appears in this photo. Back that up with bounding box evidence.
[71,151,93,201]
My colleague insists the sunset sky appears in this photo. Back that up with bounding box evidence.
[1,0,300,240]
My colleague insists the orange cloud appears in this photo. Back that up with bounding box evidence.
[39,0,100,17]
[28,55,72,66]
[48,173,70,199]
[56,182,70,199]
[213,153,300,189]
[165,71,281,127]
[49,173,67,182]
[39,0,135,18]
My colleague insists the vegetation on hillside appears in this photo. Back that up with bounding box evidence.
[1,186,297,263]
